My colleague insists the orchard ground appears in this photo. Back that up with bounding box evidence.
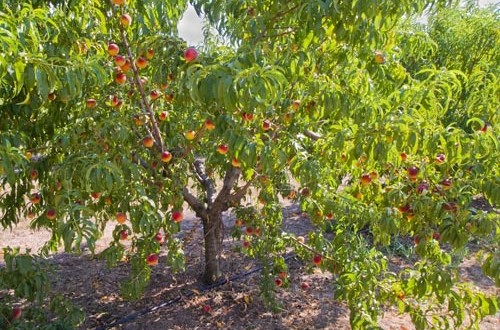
[0,198,498,329]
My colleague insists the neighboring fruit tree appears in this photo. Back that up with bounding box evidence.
[1,0,499,328]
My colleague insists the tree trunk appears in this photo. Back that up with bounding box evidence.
[202,212,223,284]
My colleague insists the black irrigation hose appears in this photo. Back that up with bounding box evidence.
[96,253,296,329]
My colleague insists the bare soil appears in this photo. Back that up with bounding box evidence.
[1,202,499,329]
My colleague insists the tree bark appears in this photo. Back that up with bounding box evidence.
[202,212,223,284]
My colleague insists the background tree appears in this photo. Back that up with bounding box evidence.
[0,0,498,328]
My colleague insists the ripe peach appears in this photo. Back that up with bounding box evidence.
[135,57,148,69]
[120,14,132,27]
[121,60,131,72]
[231,158,241,167]
[146,254,159,266]
[374,51,386,64]
[313,254,322,266]
[119,230,128,240]
[185,130,196,140]
[114,55,126,67]
[112,0,126,5]
[184,47,198,62]
[262,119,271,131]
[30,193,41,204]
[146,48,154,60]
[172,210,183,223]
[291,100,301,110]
[116,212,127,224]
[241,112,254,121]
[143,136,154,148]
[217,144,228,155]
[204,119,215,130]
[108,43,119,56]
[360,173,372,186]
[86,98,97,108]
[158,111,168,121]
[115,72,127,84]
[46,209,57,220]
[11,306,22,320]
[150,90,160,100]
[161,151,172,163]
[275,278,283,287]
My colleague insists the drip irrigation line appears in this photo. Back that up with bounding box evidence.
[96,253,296,329]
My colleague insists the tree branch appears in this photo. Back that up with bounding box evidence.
[193,158,216,206]
[228,179,253,205]
[212,167,241,213]
[118,20,165,152]
[183,187,207,219]
[304,129,321,141]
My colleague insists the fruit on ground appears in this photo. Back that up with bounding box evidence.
[46,209,57,220]
[202,305,212,314]
[313,254,322,266]
[301,282,310,290]
[86,98,97,108]
[143,136,154,148]
[217,144,228,154]
[108,43,119,56]
[172,210,183,223]
[184,47,198,62]
[116,212,127,224]
[146,254,159,266]
[161,151,172,163]
[275,278,283,287]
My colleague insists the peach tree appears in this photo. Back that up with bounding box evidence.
[0,0,499,328]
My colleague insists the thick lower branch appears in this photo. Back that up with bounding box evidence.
[193,158,215,206]
[212,167,241,213]
[183,187,207,218]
